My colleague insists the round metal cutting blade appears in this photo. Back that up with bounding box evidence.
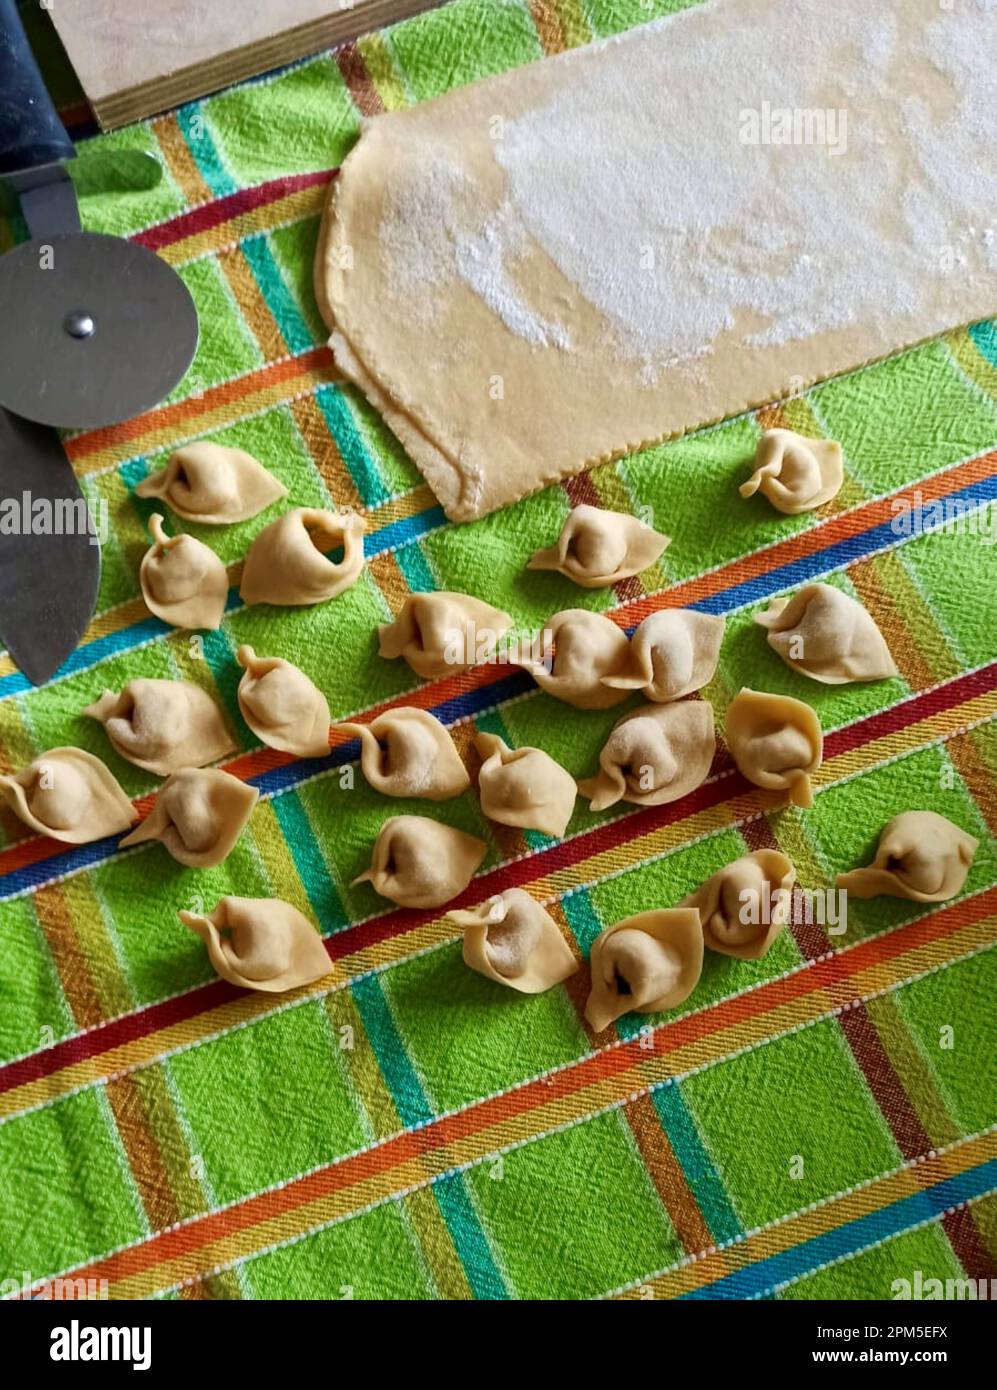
[0,232,198,429]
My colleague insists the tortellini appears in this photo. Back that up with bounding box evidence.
[585,909,704,1032]
[352,815,487,908]
[140,513,229,631]
[135,441,287,524]
[527,505,670,588]
[236,646,331,759]
[739,428,843,515]
[84,679,236,776]
[836,811,978,902]
[753,584,897,685]
[681,849,796,959]
[521,609,630,709]
[725,688,822,809]
[334,707,469,800]
[378,592,512,679]
[0,748,136,844]
[120,768,258,868]
[180,896,330,993]
[577,701,716,812]
[475,731,576,837]
[604,609,725,702]
[448,888,578,994]
[240,507,366,606]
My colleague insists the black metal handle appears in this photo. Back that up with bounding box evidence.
[0,0,74,176]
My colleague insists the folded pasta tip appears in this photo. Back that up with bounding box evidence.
[181,896,330,993]
[140,512,228,631]
[236,649,331,759]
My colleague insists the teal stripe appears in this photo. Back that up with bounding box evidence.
[394,541,436,593]
[177,103,237,196]
[315,386,390,507]
[969,318,997,368]
[433,1173,509,1301]
[269,791,348,933]
[653,1082,743,1246]
[560,887,603,957]
[240,235,315,355]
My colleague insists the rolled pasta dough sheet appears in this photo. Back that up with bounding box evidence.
[316,0,997,521]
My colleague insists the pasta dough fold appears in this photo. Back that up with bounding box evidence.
[180,897,330,992]
[528,505,669,588]
[753,584,897,684]
[378,592,512,679]
[120,768,258,867]
[0,748,136,844]
[353,815,487,907]
[578,701,716,812]
[681,849,796,959]
[240,507,366,606]
[725,688,822,808]
[739,429,843,515]
[520,609,630,709]
[140,513,228,631]
[334,707,470,800]
[836,811,978,902]
[585,909,703,1032]
[136,442,287,524]
[604,610,724,702]
[84,679,236,775]
[475,731,576,837]
[448,888,578,993]
[236,646,331,759]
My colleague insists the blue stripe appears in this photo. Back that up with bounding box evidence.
[681,1158,997,1299]
[393,540,436,593]
[240,235,315,355]
[652,1082,743,1246]
[315,386,390,508]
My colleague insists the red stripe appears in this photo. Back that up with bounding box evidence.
[132,169,336,252]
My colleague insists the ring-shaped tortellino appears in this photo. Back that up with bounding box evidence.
[236,646,331,759]
[240,507,366,606]
[527,505,670,588]
[520,609,631,709]
[180,896,331,993]
[577,701,716,812]
[680,849,797,959]
[603,609,724,702]
[84,679,236,776]
[836,811,979,903]
[585,909,704,1032]
[135,441,287,524]
[753,584,897,685]
[724,688,822,809]
[120,768,258,868]
[0,748,137,844]
[448,888,578,993]
[739,428,843,515]
[334,707,470,800]
[140,513,229,631]
[378,592,513,679]
[475,732,576,837]
[352,815,487,908]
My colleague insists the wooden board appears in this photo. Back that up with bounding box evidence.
[49,0,446,130]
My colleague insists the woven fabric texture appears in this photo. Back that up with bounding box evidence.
[0,0,995,1301]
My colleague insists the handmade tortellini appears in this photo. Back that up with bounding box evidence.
[577,701,716,812]
[448,888,578,994]
[475,732,576,837]
[753,584,897,685]
[334,707,469,800]
[681,849,797,959]
[603,609,725,702]
[120,768,258,867]
[240,507,366,606]
[585,909,703,1032]
[84,679,236,776]
[140,513,229,631]
[135,441,287,524]
[352,815,487,908]
[0,748,136,844]
[521,609,630,709]
[378,592,513,679]
[180,896,330,993]
[739,428,843,515]
[236,646,330,759]
[836,811,978,902]
[725,688,822,809]
[527,505,670,588]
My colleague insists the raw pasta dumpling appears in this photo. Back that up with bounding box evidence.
[739,428,843,515]
[84,679,236,776]
[475,731,576,837]
[603,609,724,702]
[681,849,796,959]
[448,888,578,993]
[527,505,670,588]
[240,507,366,606]
[578,701,716,812]
[585,909,703,1032]
[0,748,136,844]
[836,811,978,902]
[753,583,897,684]
[520,609,630,709]
[378,592,512,679]
[725,688,822,809]
[120,768,258,868]
[353,815,487,907]
[140,513,229,631]
[334,707,469,800]
[135,441,287,524]
[236,646,330,759]
[180,897,330,992]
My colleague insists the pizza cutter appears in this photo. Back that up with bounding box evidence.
[0,0,199,685]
